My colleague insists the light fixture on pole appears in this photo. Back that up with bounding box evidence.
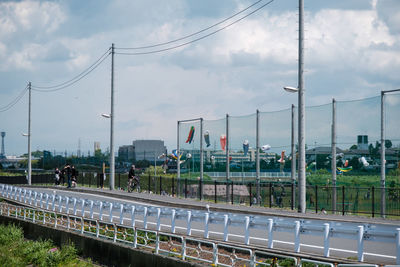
[283,86,299,93]
[101,113,111,118]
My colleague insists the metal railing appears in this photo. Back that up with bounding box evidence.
[1,184,399,265]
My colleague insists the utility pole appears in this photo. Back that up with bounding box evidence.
[200,118,204,200]
[109,43,115,190]
[226,114,230,203]
[28,82,32,185]
[298,0,306,213]
[256,109,260,205]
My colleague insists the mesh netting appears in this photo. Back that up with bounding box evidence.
[178,120,201,174]
[305,103,332,147]
[385,93,400,145]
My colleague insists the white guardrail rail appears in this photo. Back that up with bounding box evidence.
[0,184,399,266]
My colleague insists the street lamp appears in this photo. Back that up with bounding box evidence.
[283,86,299,93]
[101,113,114,190]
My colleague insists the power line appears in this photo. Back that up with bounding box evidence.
[0,85,28,113]
[115,0,275,56]
[31,48,111,91]
[117,0,266,50]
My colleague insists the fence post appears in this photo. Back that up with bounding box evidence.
[291,182,294,210]
[249,183,252,206]
[358,225,364,262]
[372,186,375,218]
[156,208,161,231]
[143,207,148,229]
[204,212,209,238]
[315,185,318,213]
[186,211,192,236]
[89,174,91,188]
[231,180,234,205]
[342,185,345,216]
[185,178,187,198]
[159,176,162,195]
[118,173,121,189]
[172,176,175,196]
[269,183,272,208]
[171,209,176,233]
[199,178,202,201]
[214,180,217,203]
[148,174,151,193]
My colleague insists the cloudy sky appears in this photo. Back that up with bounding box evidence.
[0,0,399,156]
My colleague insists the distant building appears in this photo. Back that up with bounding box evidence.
[357,135,368,150]
[94,142,100,152]
[118,140,167,163]
[118,145,135,162]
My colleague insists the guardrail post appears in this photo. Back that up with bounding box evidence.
[186,211,192,236]
[51,193,56,211]
[39,193,43,208]
[396,228,400,264]
[294,221,301,253]
[109,203,113,222]
[119,204,124,224]
[73,198,77,215]
[323,223,330,257]
[157,208,161,231]
[133,227,137,248]
[358,225,364,262]
[67,215,71,230]
[99,202,104,220]
[54,212,57,228]
[18,188,22,202]
[204,212,210,238]
[31,191,36,205]
[113,223,117,242]
[45,194,50,210]
[33,210,36,223]
[65,197,70,214]
[89,200,94,219]
[58,196,63,212]
[23,189,27,203]
[182,238,186,261]
[244,216,250,245]
[81,199,86,217]
[27,190,32,204]
[171,209,176,233]
[212,243,217,265]
[96,220,99,237]
[268,218,274,248]
[131,206,136,227]
[42,211,46,224]
[155,233,160,254]
[81,217,84,234]
[143,207,148,229]
[223,214,229,241]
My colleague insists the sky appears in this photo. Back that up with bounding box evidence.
[0,0,399,156]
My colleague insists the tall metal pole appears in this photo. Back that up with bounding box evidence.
[380,91,386,217]
[200,118,204,200]
[291,104,296,209]
[256,109,260,204]
[28,82,32,185]
[226,114,230,202]
[109,43,115,190]
[331,98,337,213]
[177,121,181,194]
[298,0,306,213]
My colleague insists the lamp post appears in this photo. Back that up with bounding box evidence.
[23,82,32,185]
[282,0,306,213]
[381,88,400,217]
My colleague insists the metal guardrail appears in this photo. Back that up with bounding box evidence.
[1,184,399,265]
[206,172,292,179]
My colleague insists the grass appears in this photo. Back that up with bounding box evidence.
[0,223,95,266]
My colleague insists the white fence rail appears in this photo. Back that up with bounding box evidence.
[1,184,399,265]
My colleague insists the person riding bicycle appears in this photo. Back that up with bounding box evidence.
[128,165,139,192]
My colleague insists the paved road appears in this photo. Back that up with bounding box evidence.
[11,185,400,265]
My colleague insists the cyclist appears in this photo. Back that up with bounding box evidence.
[128,165,136,192]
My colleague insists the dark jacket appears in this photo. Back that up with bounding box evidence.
[128,168,135,179]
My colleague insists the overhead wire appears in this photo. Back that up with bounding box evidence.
[115,0,275,56]
[116,0,266,50]
[0,85,28,112]
[31,48,111,91]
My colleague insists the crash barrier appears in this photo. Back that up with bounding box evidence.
[1,184,399,265]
